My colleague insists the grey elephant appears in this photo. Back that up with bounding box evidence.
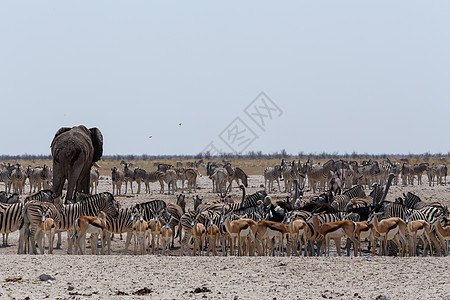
[51,125,103,202]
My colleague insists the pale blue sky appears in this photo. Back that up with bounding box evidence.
[1,1,449,156]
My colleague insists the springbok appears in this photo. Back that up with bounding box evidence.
[367,212,408,256]
[206,217,220,256]
[36,208,57,254]
[191,218,206,256]
[307,213,358,256]
[285,213,308,256]
[255,220,289,256]
[405,217,432,257]
[431,216,450,256]
[133,209,148,255]
[148,209,162,254]
[160,216,173,256]
[354,221,376,257]
[72,211,107,255]
[220,213,257,256]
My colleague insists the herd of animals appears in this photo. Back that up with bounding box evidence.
[0,157,449,257]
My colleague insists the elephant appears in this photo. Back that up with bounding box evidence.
[51,125,103,202]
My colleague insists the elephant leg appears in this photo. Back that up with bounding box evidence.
[66,161,85,202]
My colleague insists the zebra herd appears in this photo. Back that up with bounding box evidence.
[264,158,448,194]
[0,163,52,195]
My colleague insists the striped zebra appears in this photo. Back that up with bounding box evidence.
[133,168,147,194]
[38,192,119,254]
[224,163,248,192]
[11,164,26,194]
[0,164,15,193]
[22,200,62,254]
[0,193,20,204]
[166,194,186,247]
[156,163,174,173]
[133,199,167,222]
[210,167,228,194]
[121,161,135,194]
[330,185,366,211]
[24,189,55,203]
[281,160,298,193]
[164,169,178,195]
[264,165,282,192]
[411,163,428,185]
[184,168,200,193]
[379,158,394,185]
[90,168,99,194]
[103,207,136,254]
[0,202,24,248]
[361,160,380,188]
[143,170,165,194]
[307,160,335,193]
[111,167,124,195]
[401,164,414,186]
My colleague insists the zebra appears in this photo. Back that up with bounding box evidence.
[411,163,428,185]
[361,160,380,188]
[164,169,178,195]
[224,163,248,192]
[142,170,165,194]
[0,193,20,204]
[0,202,24,248]
[121,161,135,194]
[35,192,120,254]
[330,185,366,211]
[209,167,228,194]
[24,189,55,203]
[174,168,186,193]
[281,160,298,193]
[111,167,124,195]
[184,168,200,193]
[22,200,62,254]
[0,164,15,193]
[133,168,147,194]
[103,207,136,254]
[401,164,414,186]
[11,164,26,194]
[90,168,99,194]
[176,161,183,168]
[264,165,282,192]
[156,163,174,173]
[133,199,167,222]
[307,160,335,193]
[166,194,186,247]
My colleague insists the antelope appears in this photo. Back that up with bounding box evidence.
[206,217,220,256]
[147,210,162,254]
[431,216,450,256]
[36,209,57,254]
[191,218,206,256]
[255,220,289,256]
[285,213,308,256]
[220,213,257,256]
[133,209,148,255]
[160,216,173,256]
[405,217,432,257]
[354,221,376,257]
[367,212,408,256]
[306,214,358,256]
[72,211,107,255]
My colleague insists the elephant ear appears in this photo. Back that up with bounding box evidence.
[90,127,103,162]
[50,127,72,148]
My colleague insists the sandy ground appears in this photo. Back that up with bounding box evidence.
[0,173,449,299]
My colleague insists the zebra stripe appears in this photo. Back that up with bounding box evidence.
[264,165,282,192]
[134,200,167,222]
